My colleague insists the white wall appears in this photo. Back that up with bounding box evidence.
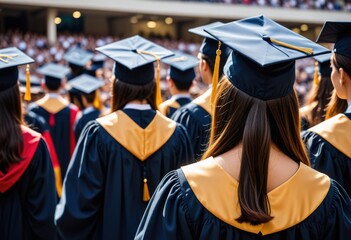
[1,0,350,24]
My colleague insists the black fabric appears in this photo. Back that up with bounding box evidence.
[135,170,351,240]
[74,108,101,140]
[0,138,57,240]
[28,103,77,180]
[302,127,351,197]
[165,97,192,118]
[0,66,18,91]
[25,111,49,134]
[172,102,211,160]
[225,51,295,100]
[55,110,194,240]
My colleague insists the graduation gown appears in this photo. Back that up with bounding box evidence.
[28,95,79,181]
[159,95,192,118]
[171,89,212,160]
[0,126,57,240]
[55,108,194,240]
[74,106,101,140]
[135,158,351,240]
[25,110,62,196]
[302,112,351,196]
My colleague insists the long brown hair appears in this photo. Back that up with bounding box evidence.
[304,75,334,126]
[110,76,157,112]
[325,90,348,119]
[0,84,23,172]
[203,78,310,225]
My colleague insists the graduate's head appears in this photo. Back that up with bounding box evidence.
[304,53,334,127]
[189,22,231,85]
[37,63,70,91]
[96,35,173,110]
[64,47,93,75]
[68,74,104,109]
[0,47,34,121]
[162,51,198,94]
[317,21,351,100]
[202,15,330,225]
[0,47,33,171]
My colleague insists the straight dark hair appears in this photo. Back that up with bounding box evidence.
[0,84,24,172]
[111,76,157,112]
[203,78,310,225]
[304,75,334,127]
[325,90,348,119]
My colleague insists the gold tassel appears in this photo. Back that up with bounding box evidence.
[313,61,320,85]
[210,41,222,107]
[0,53,18,63]
[143,178,150,202]
[268,37,313,55]
[54,167,63,198]
[155,59,163,107]
[136,49,164,107]
[24,64,31,101]
[93,89,103,110]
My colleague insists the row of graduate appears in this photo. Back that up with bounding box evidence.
[0,16,351,239]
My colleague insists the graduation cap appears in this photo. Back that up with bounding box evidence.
[86,53,106,76]
[37,63,71,82]
[189,22,231,59]
[64,47,94,68]
[0,47,34,100]
[312,53,332,84]
[204,15,330,101]
[161,51,198,83]
[18,73,43,94]
[96,35,174,105]
[68,73,104,109]
[68,73,104,94]
[316,21,351,60]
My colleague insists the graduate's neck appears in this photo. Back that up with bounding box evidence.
[127,99,148,105]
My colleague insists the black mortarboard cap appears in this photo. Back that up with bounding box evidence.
[37,63,71,82]
[96,35,173,85]
[314,53,332,78]
[68,73,104,94]
[204,15,330,100]
[64,47,94,67]
[316,21,351,60]
[86,53,106,76]
[189,22,231,59]
[0,47,34,91]
[161,51,198,83]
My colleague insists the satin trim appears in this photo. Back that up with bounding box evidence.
[182,157,330,235]
[36,96,69,114]
[192,88,212,115]
[97,110,176,160]
[159,98,180,116]
[309,113,351,158]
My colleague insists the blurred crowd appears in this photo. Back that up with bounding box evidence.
[182,0,351,11]
[0,30,315,106]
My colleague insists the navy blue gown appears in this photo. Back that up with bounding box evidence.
[55,107,194,240]
[171,89,212,160]
[74,106,101,140]
[159,95,192,118]
[135,158,351,240]
[0,126,57,240]
[29,96,79,181]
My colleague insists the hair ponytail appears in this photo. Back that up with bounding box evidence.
[236,100,273,225]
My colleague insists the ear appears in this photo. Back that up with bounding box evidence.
[167,77,173,87]
[339,68,347,86]
[201,59,209,72]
